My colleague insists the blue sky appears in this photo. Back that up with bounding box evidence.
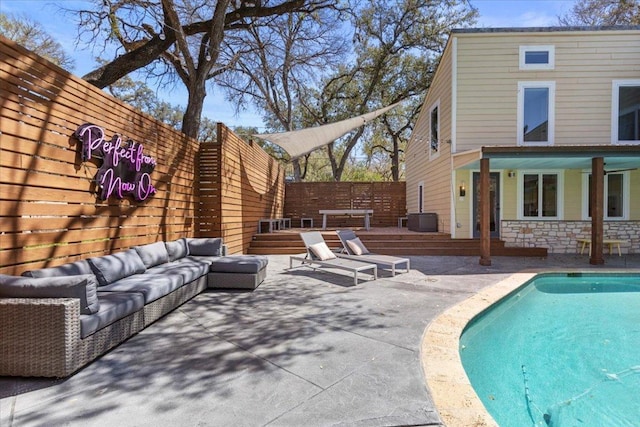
[1,0,576,129]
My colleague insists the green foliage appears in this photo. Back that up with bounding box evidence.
[0,12,75,70]
[558,0,640,26]
[302,0,477,182]
[106,72,220,143]
[198,118,218,143]
[106,73,186,128]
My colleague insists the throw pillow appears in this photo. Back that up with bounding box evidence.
[309,242,337,261]
[165,238,189,261]
[0,274,100,315]
[88,249,146,286]
[134,241,170,268]
[187,238,223,256]
[346,237,369,255]
[22,259,94,278]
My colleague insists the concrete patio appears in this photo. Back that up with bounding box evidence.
[2,254,640,427]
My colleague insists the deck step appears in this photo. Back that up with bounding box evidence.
[246,230,547,257]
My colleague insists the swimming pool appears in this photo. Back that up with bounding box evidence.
[460,273,640,426]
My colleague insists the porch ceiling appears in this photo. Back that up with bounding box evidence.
[453,145,640,171]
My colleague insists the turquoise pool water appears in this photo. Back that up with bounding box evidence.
[460,273,640,426]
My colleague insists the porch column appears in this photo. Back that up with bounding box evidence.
[590,157,605,265]
[479,158,491,266]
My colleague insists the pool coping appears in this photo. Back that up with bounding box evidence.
[420,268,640,426]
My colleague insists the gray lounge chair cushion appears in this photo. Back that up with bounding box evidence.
[146,258,210,283]
[22,260,94,278]
[165,238,189,261]
[80,291,145,338]
[88,249,147,286]
[208,255,268,274]
[98,273,184,304]
[0,274,100,315]
[134,241,170,268]
[186,238,223,256]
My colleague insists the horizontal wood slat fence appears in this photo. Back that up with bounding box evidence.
[1,36,407,274]
[284,182,406,228]
[197,124,285,254]
[0,36,200,275]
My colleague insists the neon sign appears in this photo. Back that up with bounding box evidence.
[74,123,157,201]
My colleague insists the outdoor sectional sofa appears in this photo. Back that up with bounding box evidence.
[0,238,268,378]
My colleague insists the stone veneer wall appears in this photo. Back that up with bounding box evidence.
[501,221,640,254]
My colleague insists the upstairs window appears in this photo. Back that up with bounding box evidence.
[519,45,555,70]
[612,80,640,144]
[429,101,440,158]
[517,81,555,146]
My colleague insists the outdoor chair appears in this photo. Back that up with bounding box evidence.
[335,229,410,276]
[289,231,378,285]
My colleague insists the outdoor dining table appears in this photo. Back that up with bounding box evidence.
[319,209,373,231]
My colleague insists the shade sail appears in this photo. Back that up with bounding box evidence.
[254,102,401,159]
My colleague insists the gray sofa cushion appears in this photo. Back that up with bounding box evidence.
[88,249,147,286]
[22,260,94,278]
[146,258,210,284]
[80,291,145,338]
[98,273,184,304]
[165,238,189,262]
[187,238,223,256]
[0,274,100,315]
[134,242,170,268]
[208,255,268,274]
[186,255,220,265]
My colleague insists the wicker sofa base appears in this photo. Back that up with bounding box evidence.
[0,276,208,378]
[207,268,267,290]
[143,275,207,327]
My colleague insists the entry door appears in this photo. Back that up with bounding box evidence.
[473,172,501,238]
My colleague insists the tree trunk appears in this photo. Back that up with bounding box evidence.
[330,127,365,181]
[83,37,175,88]
[182,81,207,139]
[391,135,400,181]
[292,159,302,181]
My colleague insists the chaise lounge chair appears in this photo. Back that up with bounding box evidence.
[335,229,410,276]
[289,232,378,285]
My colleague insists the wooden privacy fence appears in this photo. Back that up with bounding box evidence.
[0,36,407,274]
[0,36,200,275]
[284,182,406,228]
[198,124,285,254]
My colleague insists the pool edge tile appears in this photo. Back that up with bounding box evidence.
[421,272,537,427]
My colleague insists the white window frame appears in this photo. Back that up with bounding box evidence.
[581,170,630,220]
[429,100,440,160]
[517,81,555,146]
[519,45,555,70]
[611,80,640,145]
[517,170,564,220]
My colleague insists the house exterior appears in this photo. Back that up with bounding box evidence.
[405,26,640,259]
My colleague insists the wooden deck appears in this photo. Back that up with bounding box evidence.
[247,227,548,257]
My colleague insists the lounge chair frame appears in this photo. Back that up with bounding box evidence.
[335,229,410,276]
[289,232,378,285]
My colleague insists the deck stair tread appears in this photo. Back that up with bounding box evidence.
[247,230,547,257]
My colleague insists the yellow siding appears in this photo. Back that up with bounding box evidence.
[563,170,583,220]
[501,173,518,220]
[455,30,640,150]
[406,43,454,233]
[406,29,640,240]
[453,170,471,236]
[631,170,640,220]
